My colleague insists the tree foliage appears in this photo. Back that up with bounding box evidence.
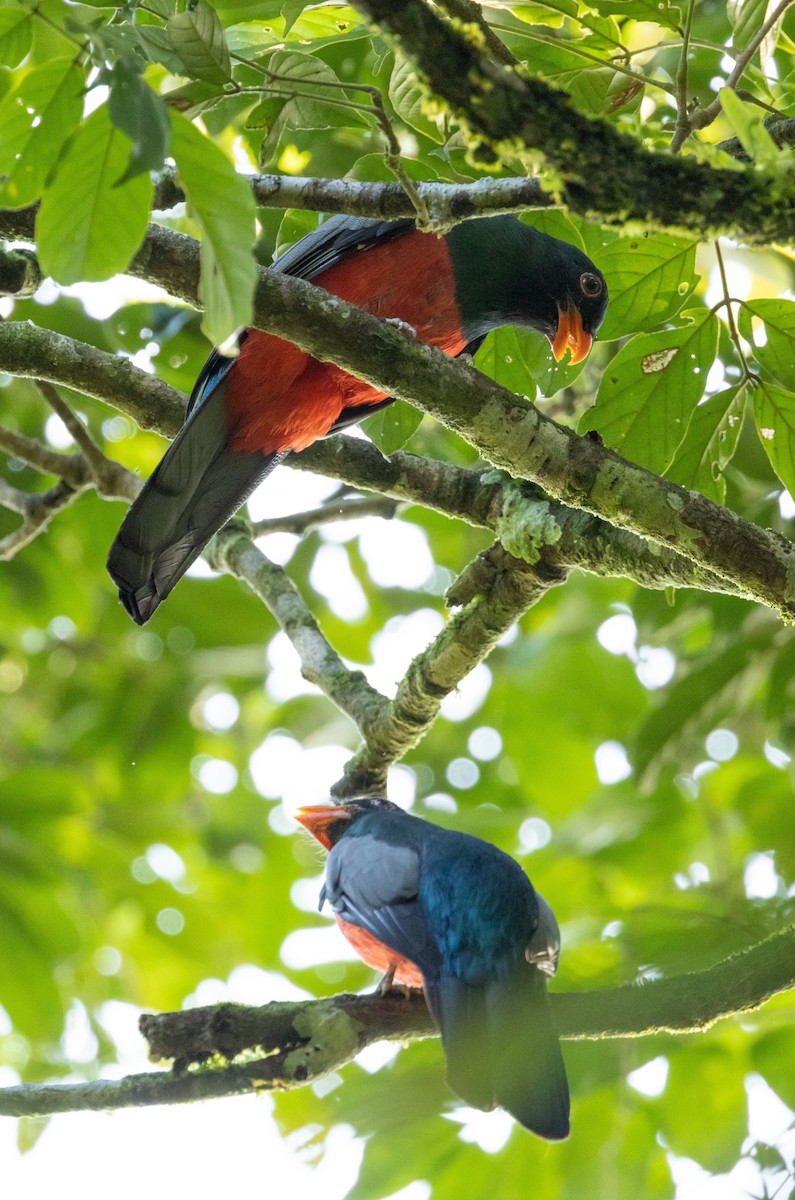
[1,0,795,1196]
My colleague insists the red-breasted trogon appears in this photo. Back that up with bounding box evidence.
[296,796,569,1141]
[108,214,607,624]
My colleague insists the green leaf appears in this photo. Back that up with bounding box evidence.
[595,234,698,342]
[719,87,778,168]
[161,78,225,118]
[738,298,795,390]
[633,628,772,778]
[753,379,795,495]
[135,23,192,74]
[362,400,424,455]
[274,207,319,258]
[728,0,783,53]
[522,209,585,250]
[667,384,748,502]
[751,1029,795,1109]
[661,1045,749,1173]
[253,49,367,139]
[581,311,719,474]
[0,4,32,67]
[389,55,444,143]
[586,0,682,29]
[169,110,257,344]
[507,0,578,27]
[0,58,85,209]
[281,0,306,35]
[477,324,585,400]
[108,59,172,182]
[168,0,232,84]
[36,106,153,284]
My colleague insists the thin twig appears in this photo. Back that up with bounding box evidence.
[207,522,390,738]
[713,241,754,381]
[670,0,697,154]
[0,478,84,559]
[250,493,400,538]
[686,0,795,138]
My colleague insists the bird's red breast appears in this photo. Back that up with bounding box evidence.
[334,915,424,988]
[223,229,466,455]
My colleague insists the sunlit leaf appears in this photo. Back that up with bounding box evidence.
[739,298,795,391]
[36,106,153,283]
[719,87,778,168]
[0,58,84,209]
[587,0,682,29]
[753,379,795,495]
[170,110,257,344]
[667,383,748,502]
[595,234,698,342]
[582,311,719,473]
[0,4,32,67]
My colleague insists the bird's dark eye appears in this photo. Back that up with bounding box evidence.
[579,272,603,298]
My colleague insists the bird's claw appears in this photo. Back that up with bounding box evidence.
[385,317,417,339]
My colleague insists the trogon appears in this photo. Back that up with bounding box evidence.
[296,796,569,1141]
[107,214,607,624]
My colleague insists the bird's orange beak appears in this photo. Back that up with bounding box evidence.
[295,804,351,850]
[551,302,592,365]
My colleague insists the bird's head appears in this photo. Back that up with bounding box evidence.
[295,796,396,850]
[534,236,608,366]
[446,215,608,366]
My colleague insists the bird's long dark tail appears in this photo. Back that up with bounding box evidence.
[107,391,283,625]
[427,966,569,1140]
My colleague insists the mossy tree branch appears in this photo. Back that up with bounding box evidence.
[0,922,791,1118]
[347,0,795,245]
[0,217,791,619]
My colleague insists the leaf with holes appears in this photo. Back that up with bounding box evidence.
[170,111,257,345]
[595,234,698,342]
[581,311,719,474]
[738,298,795,391]
[586,0,681,29]
[168,0,232,84]
[753,380,795,496]
[667,384,749,503]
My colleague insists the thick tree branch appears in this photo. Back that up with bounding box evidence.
[338,543,569,796]
[347,0,795,244]
[0,922,791,1118]
[1,219,791,618]
[125,222,795,621]
[295,439,753,601]
[0,318,184,434]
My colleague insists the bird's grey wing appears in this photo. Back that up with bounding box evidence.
[324,834,441,974]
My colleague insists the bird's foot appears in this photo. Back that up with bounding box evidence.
[384,317,417,339]
[375,965,414,999]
